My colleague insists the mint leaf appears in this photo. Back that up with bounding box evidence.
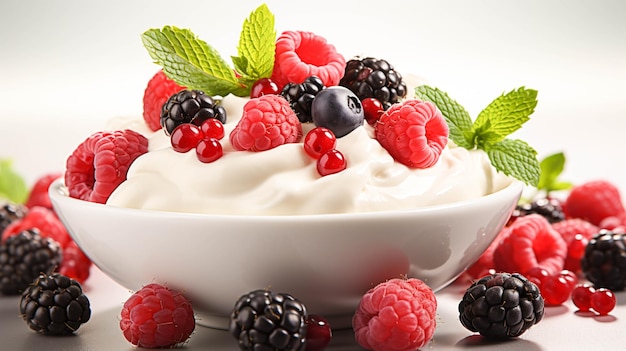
[0,159,28,204]
[486,139,540,187]
[232,4,276,89]
[142,26,248,97]
[537,151,573,193]
[473,87,538,146]
[415,85,475,149]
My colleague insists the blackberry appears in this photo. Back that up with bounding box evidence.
[458,272,544,338]
[339,57,407,110]
[160,89,227,135]
[581,230,626,291]
[0,229,62,295]
[514,198,565,224]
[20,272,91,335]
[229,289,307,351]
[280,75,325,123]
[0,202,28,233]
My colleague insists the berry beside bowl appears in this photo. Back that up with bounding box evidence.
[49,178,523,329]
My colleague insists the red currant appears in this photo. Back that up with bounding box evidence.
[317,149,347,176]
[560,270,578,289]
[200,118,225,140]
[196,138,223,163]
[571,283,595,312]
[171,124,202,153]
[590,288,616,316]
[565,234,588,273]
[525,267,550,289]
[305,315,332,351]
[250,78,279,98]
[361,97,384,125]
[304,127,336,159]
[542,275,573,306]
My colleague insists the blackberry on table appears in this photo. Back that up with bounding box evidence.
[0,229,62,295]
[581,230,626,291]
[339,57,407,110]
[280,75,325,123]
[229,289,307,351]
[160,89,227,135]
[0,202,28,233]
[514,198,565,224]
[458,272,544,338]
[20,272,91,335]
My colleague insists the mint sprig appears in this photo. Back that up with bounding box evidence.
[0,159,28,204]
[142,4,275,97]
[415,85,540,186]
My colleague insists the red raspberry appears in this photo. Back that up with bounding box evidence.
[493,214,567,276]
[551,218,599,273]
[25,172,63,210]
[59,240,92,284]
[2,206,71,248]
[65,130,149,204]
[229,95,302,151]
[375,100,448,169]
[353,278,437,351]
[270,31,346,91]
[143,70,185,131]
[563,180,625,226]
[120,283,195,348]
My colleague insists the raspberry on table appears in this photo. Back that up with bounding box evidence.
[230,95,302,151]
[352,278,437,351]
[563,179,625,226]
[2,205,71,248]
[65,130,149,204]
[374,99,449,169]
[143,70,185,131]
[119,283,195,348]
[19,272,91,335]
[24,172,63,210]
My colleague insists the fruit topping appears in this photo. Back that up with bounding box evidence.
[271,31,346,92]
[19,272,91,335]
[281,75,325,123]
[120,283,195,348]
[65,130,149,204]
[317,149,347,177]
[230,94,302,151]
[229,289,307,351]
[375,99,448,169]
[143,70,185,131]
[339,57,407,110]
[563,180,625,226]
[458,272,544,338]
[581,230,626,291]
[303,127,336,159]
[0,229,62,295]
[353,278,437,351]
[250,78,280,98]
[311,86,364,138]
[160,89,227,136]
[361,97,385,125]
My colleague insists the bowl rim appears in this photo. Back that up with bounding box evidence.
[49,178,523,221]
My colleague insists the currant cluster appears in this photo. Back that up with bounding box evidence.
[170,118,225,163]
[303,127,346,176]
[571,283,616,316]
[526,268,578,306]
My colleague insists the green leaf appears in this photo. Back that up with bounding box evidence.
[0,159,28,204]
[486,139,540,187]
[536,151,573,193]
[415,85,475,149]
[142,26,248,97]
[473,87,538,145]
[232,3,276,87]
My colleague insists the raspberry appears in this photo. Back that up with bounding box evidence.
[65,130,149,204]
[270,31,346,92]
[120,283,195,348]
[353,278,437,351]
[25,172,63,210]
[58,240,92,284]
[229,95,302,151]
[20,272,91,335]
[374,99,448,169]
[2,206,71,248]
[551,218,600,273]
[143,70,185,131]
[458,272,544,338]
[492,214,567,276]
[563,180,625,226]
[0,202,28,234]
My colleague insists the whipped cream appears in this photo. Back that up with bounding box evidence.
[105,94,513,216]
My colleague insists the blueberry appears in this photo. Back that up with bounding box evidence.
[311,86,364,137]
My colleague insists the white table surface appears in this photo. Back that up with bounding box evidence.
[1,0,626,349]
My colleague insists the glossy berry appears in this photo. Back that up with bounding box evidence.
[304,127,336,159]
[200,118,225,140]
[196,138,223,163]
[525,267,550,289]
[590,288,616,315]
[571,284,595,312]
[305,315,332,351]
[541,274,573,306]
[161,89,227,135]
[250,78,279,98]
[281,75,325,123]
[170,124,203,153]
[317,149,346,176]
[311,86,364,138]
[339,57,407,110]
[361,97,384,125]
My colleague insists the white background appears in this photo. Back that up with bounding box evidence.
[1,0,625,190]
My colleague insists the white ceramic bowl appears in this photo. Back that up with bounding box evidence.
[50,179,522,329]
